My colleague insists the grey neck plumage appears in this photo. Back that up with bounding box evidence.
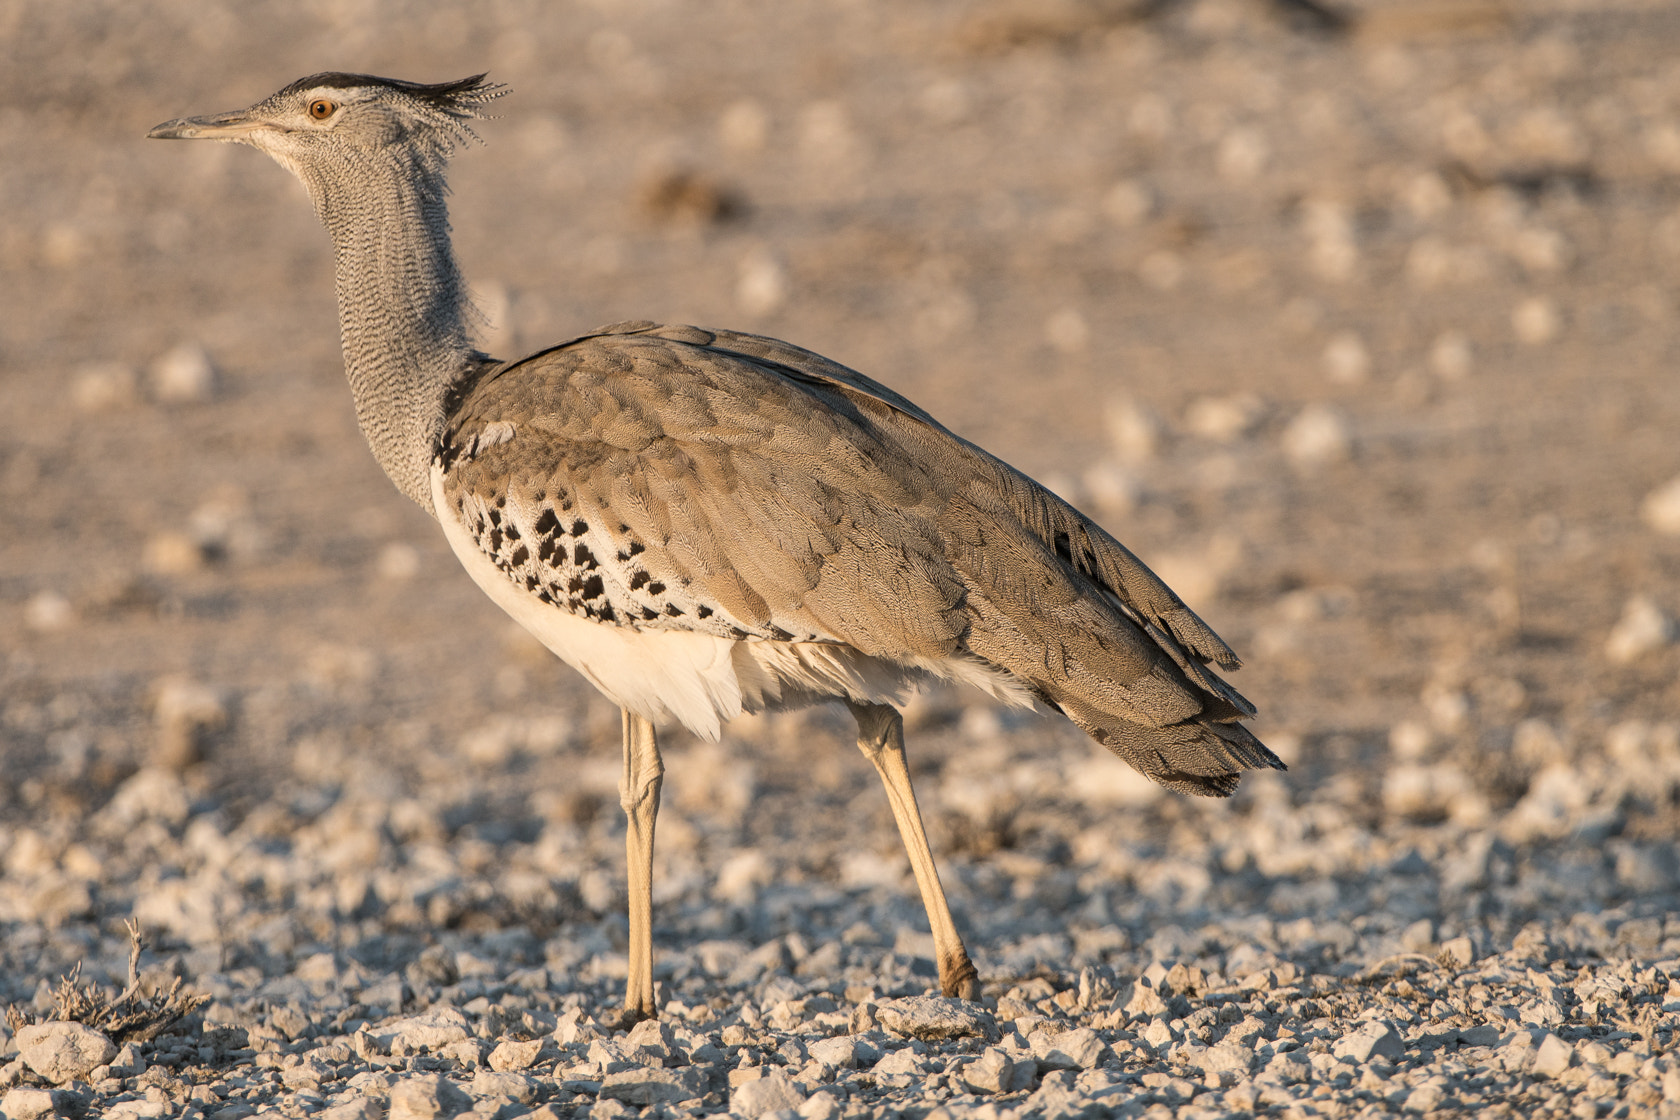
[294,141,485,514]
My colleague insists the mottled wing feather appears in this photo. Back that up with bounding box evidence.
[438,322,1280,795]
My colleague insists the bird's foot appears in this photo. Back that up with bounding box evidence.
[598,1005,653,1032]
[940,954,981,1001]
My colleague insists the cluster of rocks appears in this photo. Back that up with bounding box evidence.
[1,932,1676,1118]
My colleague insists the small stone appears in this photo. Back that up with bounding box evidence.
[1458,1024,1501,1046]
[71,361,140,412]
[806,1036,856,1070]
[1642,475,1680,535]
[1429,330,1473,380]
[796,1091,842,1120]
[601,1065,705,1106]
[1513,296,1559,345]
[1124,979,1168,1017]
[152,676,227,771]
[1606,595,1674,663]
[1282,403,1352,467]
[1403,1083,1443,1112]
[487,1038,542,1072]
[0,1087,60,1120]
[1532,1033,1574,1079]
[15,1021,118,1084]
[110,1042,146,1078]
[271,1005,311,1041]
[960,1047,1015,1094]
[1441,936,1476,967]
[730,1069,805,1116]
[376,542,422,580]
[1028,1069,1081,1115]
[381,1006,473,1053]
[387,1073,473,1120]
[554,1008,603,1045]
[1332,1020,1404,1064]
[23,591,73,632]
[1030,1027,1106,1070]
[280,1059,332,1090]
[1142,1018,1174,1049]
[1199,1039,1255,1075]
[1265,1048,1312,1083]
[1400,919,1435,952]
[873,996,998,1042]
[624,1018,683,1065]
[470,1069,538,1103]
[1323,331,1371,383]
[321,1100,383,1120]
[149,341,217,403]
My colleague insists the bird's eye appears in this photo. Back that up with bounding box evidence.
[308,98,337,121]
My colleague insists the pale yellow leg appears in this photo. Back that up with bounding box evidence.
[620,708,664,1020]
[849,702,980,1000]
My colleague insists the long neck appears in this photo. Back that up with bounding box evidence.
[301,146,484,513]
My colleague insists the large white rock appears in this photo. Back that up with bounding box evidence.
[874,996,998,1042]
[379,1006,473,1054]
[1331,1019,1404,1064]
[730,1070,805,1117]
[387,1073,472,1120]
[15,1021,117,1084]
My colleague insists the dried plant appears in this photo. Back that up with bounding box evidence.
[4,920,207,1045]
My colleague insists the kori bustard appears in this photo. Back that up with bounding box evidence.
[150,73,1281,1020]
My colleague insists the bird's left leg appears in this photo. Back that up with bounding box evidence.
[849,701,980,1000]
[619,708,664,1022]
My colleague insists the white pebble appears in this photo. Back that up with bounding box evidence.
[15,1021,117,1084]
[1512,296,1560,345]
[148,341,217,403]
[1330,1019,1404,1063]
[737,249,787,316]
[1531,1033,1574,1079]
[1105,397,1165,464]
[23,590,73,632]
[718,99,769,153]
[1045,307,1089,354]
[1102,179,1154,227]
[153,675,227,770]
[1281,403,1352,467]
[731,1070,806,1117]
[1138,249,1185,290]
[70,361,139,412]
[1605,594,1674,663]
[142,530,204,575]
[1388,720,1433,760]
[1322,331,1370,383]
[1640,474,1680,536]
[1217,126,1269,182]
[1428,331,1473,380]
[376,542,422,580]
[1184,393,1265,442]
[1081,461,1138,514]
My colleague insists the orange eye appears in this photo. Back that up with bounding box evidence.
[308,98,337,120]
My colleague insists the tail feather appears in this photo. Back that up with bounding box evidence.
[943,482,1282,798]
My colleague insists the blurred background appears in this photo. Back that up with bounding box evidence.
[1,0,1678,1004]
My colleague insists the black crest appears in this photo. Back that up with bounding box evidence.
[278,72,506,119]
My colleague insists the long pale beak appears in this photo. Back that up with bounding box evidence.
[147,110,273,141]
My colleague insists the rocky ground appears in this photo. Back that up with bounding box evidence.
[3,0,1680,1117]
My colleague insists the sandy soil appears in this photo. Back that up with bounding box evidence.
[1,1,1678,1117]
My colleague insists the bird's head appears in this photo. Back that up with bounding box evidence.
[148,73,506,175]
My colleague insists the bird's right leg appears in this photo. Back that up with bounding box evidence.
[618,708,664,1023]
[848,701,980,1000]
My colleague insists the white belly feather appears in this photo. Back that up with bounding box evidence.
[431,465,1038,740]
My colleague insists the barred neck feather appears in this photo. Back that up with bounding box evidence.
[291,120,486,511]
